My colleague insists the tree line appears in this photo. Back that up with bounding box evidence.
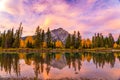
[0,23,23,48]
[65,32,120,49]
[0,23,120,49]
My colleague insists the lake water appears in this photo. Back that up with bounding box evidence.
[0,52,120,80]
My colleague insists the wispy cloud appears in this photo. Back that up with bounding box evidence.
[0,0,120,39]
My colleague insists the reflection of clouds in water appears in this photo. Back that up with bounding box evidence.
[0,67,16,78]
[19,59,35,78]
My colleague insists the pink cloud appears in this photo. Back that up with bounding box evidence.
[0,0,120,39]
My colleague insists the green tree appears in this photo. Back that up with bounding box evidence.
[104,37,109,48]
[75,31,81,49]
[65,34,71,48]
[41,30,45,47]
[34,26,41,48]
[92,36,95,48]
[1,31,6,48]
[100,33,104,47]
[5,29,14,48]
[0,32,2,47]
[92,33,105,48]
[26,40,33,48]
[71,31,76,48]
[108,33,114,48]
[117,35,120,45]
[13,23,23,48]
[46,28,52,48]
[5,30,11,48]
[9,28,14,47]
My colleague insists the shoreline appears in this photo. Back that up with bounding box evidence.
[0,48,120,53]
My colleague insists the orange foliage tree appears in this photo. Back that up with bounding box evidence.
[20,39,25,48]
[55,40,63,48]
[86,38,92,48]
[20,36,34,48]
[113,42,118,48]
[42,42,47,48]
[81,38,92,48]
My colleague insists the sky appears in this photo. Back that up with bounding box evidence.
[0,0,120,39]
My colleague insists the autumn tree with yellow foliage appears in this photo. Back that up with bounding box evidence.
[20,36,34,48]
[113,43,118,49]
[86,38,92,48]
[55,40,63,48]
[81,38,92,49]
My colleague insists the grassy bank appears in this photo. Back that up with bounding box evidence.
[0,48,120,53]
[0,77,106,80]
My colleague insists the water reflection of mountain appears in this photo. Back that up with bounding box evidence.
[50,54,67,69]
[0,52,120,78]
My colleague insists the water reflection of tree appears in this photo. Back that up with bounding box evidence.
[65,53,82,71]
[0,53,20,76]
[25,53,55,79]
[80,52,116,68]
[25,53,43,78]
[92,53,115,68]
[116,53,120,61]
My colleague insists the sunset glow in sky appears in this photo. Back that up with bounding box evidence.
[0,0,120,38]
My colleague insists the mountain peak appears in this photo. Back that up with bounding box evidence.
[51,28,69,43]
[52,27,64,31]
[57,27,64,30]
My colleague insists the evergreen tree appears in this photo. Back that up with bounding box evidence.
[34,26,41,48]
[100,33,104,47]
[92,33,105,48]
[0,32,2,47]
[71,31,76,48]
[10,28,14,47]
[1,31,6,48]
[5,30,11,48]
[117,35,120,45]
[41,30,45,47]
[94,33,97,47]
[13,23,23,48]
[108,33,114,48]
[65,34,71,48]
[51,42,56,49]
[104,37,109,48]
[46,28,52,48]
[5,29,14,48]
[92,36,95,48]
[96,33,100,47]
[92,33,98,48]
[26,40,33,48]
[75,31,81,49]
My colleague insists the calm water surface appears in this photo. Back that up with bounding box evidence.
[0,52,120,80]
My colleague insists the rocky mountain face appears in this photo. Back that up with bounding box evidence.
[51,28,69,43]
